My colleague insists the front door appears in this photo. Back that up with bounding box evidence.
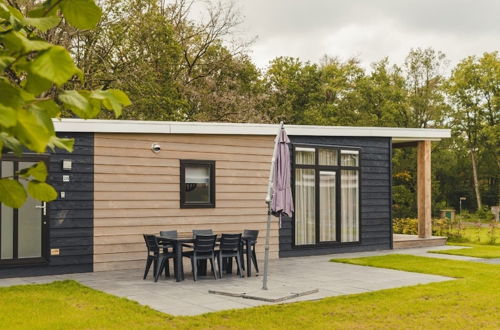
[0,156,49,266]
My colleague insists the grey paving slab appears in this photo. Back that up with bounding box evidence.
[477,258,500,264]
[0,245,461,316]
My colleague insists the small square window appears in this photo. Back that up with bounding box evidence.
[180,160,215,208]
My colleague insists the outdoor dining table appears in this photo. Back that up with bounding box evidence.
[157,235,256,282]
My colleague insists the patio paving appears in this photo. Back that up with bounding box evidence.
[0,246,458,316]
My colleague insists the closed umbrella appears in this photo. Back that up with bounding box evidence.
[262,122,294,290]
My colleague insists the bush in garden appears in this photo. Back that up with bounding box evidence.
[392,218,418,235]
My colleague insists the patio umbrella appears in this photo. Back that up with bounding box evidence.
[262,122,294,290]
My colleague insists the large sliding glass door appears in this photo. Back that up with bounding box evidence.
[294,146,360,246]
[0,156,48,265]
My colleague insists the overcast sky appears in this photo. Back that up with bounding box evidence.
[231,0,499,70]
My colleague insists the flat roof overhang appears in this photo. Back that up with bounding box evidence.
[53,119,451,143]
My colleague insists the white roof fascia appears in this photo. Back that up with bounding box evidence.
[53,118,451,141]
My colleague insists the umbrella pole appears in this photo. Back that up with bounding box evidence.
[262,201,272,290]
[262,121,284,291]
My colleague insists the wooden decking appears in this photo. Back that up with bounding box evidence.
[393,234,447,249]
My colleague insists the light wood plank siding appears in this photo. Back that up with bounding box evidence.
[94,133,276,271]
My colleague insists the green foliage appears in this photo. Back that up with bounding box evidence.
[60,0,102,29]
[0,178,26,208]
[393,217,500,245]
[27,181,57,201]
[0,0,130,208]
[392,218,418,235]
[30,46,81,86]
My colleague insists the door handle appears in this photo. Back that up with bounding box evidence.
[35,202,47,216]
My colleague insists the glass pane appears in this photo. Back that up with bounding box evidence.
[319,149,337,166]
[1,161,14,259]
[319,171,336,242]
[295,147,315,165]
[295,168,315,245]
[185,165,210,203]
[18,162,42,258]
[341,150,359,166]
[341,170,359,242]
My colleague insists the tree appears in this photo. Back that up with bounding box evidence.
[43,0,257,122]
[51,0,186,120]
[357,58,408,127]
[264,56,321,124]
[447,52,500,210]
[186,50,267,122]
[312,56,365,126]
[0,0,130,208]
[404,48,449,128]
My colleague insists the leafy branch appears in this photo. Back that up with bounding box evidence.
[0,0,131,208]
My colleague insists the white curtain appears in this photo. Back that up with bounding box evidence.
[319,171,336,241]
[341,150,359,166]
[319,149,337,166]
[295,168,315,245]
[295,147,315,165]
[341,170,359,242]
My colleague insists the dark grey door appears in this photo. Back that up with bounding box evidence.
[1,157,49,265]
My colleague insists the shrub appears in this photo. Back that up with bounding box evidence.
[476,207,494,221]
[393,218,418,235]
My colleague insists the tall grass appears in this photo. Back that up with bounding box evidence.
[392,217,500,245]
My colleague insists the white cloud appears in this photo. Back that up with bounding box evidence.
[235,0,500,69]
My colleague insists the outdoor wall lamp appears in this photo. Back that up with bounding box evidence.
[151,143,161,153]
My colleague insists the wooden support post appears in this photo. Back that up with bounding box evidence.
[417,140,432,238]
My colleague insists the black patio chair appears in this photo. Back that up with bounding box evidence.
[216,233,244,279]
[158,230,178,277]
[242,229,259,273]
[183,234,218,281]
[143,234,174,282]
[192,229,213,238]
[159,230,177,252]
[183,229,215,249]
[160,230,178,239]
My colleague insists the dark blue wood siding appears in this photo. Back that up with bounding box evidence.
[0,133,93,278]
[279,136,392,257]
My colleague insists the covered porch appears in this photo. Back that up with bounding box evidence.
[392,138,446,249]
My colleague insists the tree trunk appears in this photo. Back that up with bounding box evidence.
[470,149,482,210]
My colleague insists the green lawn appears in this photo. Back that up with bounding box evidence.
[1,256,499,329]
[429,243,500,258]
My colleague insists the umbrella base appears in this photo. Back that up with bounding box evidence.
[209,286,318,303]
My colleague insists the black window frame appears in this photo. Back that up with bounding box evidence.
[180,159,216,209]
[292,144,362,248]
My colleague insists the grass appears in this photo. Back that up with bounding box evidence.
[429,243,500,258]
[459,227,499,244]
[1,256,499,329]
[437,225,499,245]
